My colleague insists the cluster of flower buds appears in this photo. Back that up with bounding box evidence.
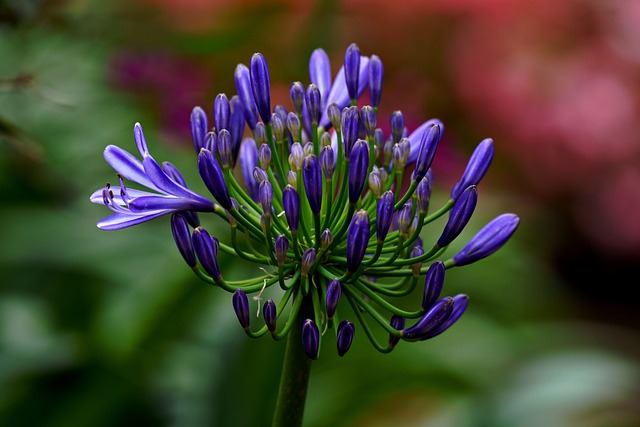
[91,43,519,359]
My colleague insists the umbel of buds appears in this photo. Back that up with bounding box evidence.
[91,43,519,359]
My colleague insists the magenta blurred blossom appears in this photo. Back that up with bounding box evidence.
[109,51,212,140]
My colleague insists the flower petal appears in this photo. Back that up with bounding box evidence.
[97,210,169,230]
[309,48,332,105]
[103,145,158,190]
[128,195,214,213]
[407,119,445,164]
[142,153,213,206]
[319,56,370,129]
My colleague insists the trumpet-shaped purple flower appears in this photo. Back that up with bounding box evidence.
[90,123,215,230]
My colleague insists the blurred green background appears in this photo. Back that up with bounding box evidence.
[1,1,639,426]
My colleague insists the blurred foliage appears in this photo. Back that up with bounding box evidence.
[1,1,639,427]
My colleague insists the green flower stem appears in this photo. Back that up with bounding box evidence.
[231,226,270,264]
[393,180,418,211]
[272,294,314,427]
[350,278,423,318]
[345,291,393,354]
[339,281,403,336]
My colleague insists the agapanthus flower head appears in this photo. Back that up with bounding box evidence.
[92,43,519,359]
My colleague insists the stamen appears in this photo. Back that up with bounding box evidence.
[253,278,268,317]
[118,173,131,205]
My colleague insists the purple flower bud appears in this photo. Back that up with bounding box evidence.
[416,174,432,215]
[198,148,232,210]
[301,247,316,276]
[250,53,272,124]
[271,113,284,142]
[397,201,413,237]
[301,155,322,215]
[213,93,230,131]
[410,245,424,276]
[419,294,469,340]
[302,319,320,360]
[274,234,289,266]
[451,138,494,200]
[229,95,245,164]
[346,210,370,273]
[348,139,369,204]
[273,104,288,124]
[400,138,411,166]
[253,167,268,184]
[305,84,322,125]
[389,315,405,350]
[254,122,267,146]
[259,180,273,214]
[422,261,444,310]
[320,228,333,249]
[217,129,232,167]
[325,278,342,319]
[361,105,376,137]
[402,297,453,340]
[320,146,335,180]
[258,143,271,170]
[289,142,304,171]
[234,64,259,130]
[392,143,406,170]
[369,54,383,109]
[287,170,297,187]
[190,106,208,153]
[232,289,250,330]
[328,103,341,130]
[282,185,300,232]
[414,124,441,183]
[437,185,478,247]
[390,110,405,143]
[263,298,277,333]
[320,131,331,147]
[303,141,314,157]
[290,81,305,115]
[170,213,196,268]
[452,213,520,266]
[341,106,360,159]
[204,131,217,153]
[368,171,381,198]
[344,43,361,101]
[376,191,394,242]
[239,138,259,201]
[309,48,331,102]
[336,320,355,356]
[192,227,222,280]
[287,112,300,139]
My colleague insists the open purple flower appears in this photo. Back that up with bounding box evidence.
[90,123,215,230]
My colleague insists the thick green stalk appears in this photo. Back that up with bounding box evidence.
[272,295,313,427]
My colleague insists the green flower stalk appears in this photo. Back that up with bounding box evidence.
[91,43,520,427]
